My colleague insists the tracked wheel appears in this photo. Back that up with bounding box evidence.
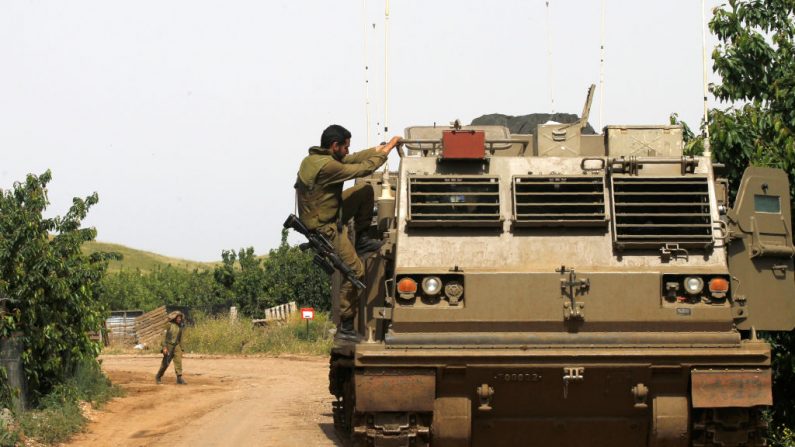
[330,353,361,446]
[691,407,768,446]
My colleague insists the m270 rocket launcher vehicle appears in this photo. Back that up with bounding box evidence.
[326,92,795,447]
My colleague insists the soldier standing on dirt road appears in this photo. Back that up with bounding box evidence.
[295,124,402,341]
[155,311,187,385]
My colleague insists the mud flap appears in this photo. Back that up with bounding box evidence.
[727,166,795,330]
[355,368,435,412]
[691,369,772,408]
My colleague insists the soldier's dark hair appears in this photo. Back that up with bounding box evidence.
[321,125,352,149]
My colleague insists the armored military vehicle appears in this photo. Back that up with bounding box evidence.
[324,91,795,446]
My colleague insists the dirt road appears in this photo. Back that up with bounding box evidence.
[67,354,342,447]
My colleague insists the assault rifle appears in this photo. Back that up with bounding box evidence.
[283,214,365,290]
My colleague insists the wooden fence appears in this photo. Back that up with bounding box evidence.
[134,306,169,346]
[252,301,297,325]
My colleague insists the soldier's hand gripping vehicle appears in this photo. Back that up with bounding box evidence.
[307,94,795,447]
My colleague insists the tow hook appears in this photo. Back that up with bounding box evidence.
[476,383,494,411]
[562,367,585,399]
[632,383,649,409]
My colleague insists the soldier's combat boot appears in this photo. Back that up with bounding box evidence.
[355,235,383,255]
[176,375,187,385]
[155,374,162,385]
[335,317,358,342]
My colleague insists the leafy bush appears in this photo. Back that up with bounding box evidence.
[0,409,22,447]
[769,424,795,447]
[0,171,116,402]
[16,358,121,445]
[19,395,84,444]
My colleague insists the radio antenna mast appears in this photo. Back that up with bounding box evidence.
[362,0,371,147]
[599,0,606,130]
[384,0,390,136]
[545,1,555,114]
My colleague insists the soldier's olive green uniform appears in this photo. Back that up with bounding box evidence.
[296,146,388,319]
[157,321,184,376]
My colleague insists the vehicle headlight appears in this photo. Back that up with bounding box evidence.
[683,276,704,295]
[422,276,442,296]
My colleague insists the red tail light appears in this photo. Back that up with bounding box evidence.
[397,277,418,294]
[709,278,730,293]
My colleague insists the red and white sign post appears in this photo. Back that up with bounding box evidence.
[301,307,314,339]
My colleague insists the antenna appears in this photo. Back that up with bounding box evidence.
[701,0,712,158]
[545,1,555,114]
[362,0,371,147]
[599,0,606,130]
[384,0,390,136]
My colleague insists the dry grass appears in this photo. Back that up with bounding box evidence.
[184,313,334,356]
[101,313,335,357]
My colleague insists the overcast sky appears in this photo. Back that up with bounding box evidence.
[1,0,724,261]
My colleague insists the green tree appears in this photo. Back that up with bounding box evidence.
[261,229,330,311]
[710,0,795,187]
[213,247,268,316]
[100,269,159,310]
[0,171,116,401]
[100,266,228,312]
[708,0,795,438]
[211,231,331,317]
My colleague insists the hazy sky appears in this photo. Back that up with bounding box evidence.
[1,0,724,261]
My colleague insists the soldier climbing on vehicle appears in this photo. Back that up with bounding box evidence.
[293,124,402,341]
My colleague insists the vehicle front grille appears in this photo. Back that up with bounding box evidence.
[512,176,607,227]
[610,176,714,249]
[407,176,501,227]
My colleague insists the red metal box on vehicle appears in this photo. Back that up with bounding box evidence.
[442,130,486,159]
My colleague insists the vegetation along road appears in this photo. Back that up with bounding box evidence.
[67,354,342,447]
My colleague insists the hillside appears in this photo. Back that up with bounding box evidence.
[82,241,217,273]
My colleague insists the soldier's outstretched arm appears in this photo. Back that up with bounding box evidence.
[342,136,402,163]
[318,152,389,185]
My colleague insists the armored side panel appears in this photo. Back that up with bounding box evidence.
[606,125,684,157]
[727,167,795,330]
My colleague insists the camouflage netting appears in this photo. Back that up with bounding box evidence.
[471,113,596,135]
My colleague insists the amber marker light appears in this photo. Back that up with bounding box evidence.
[397,277,418,294]
[708,277,730,293]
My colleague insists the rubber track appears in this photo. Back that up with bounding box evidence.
[691,407,768,446]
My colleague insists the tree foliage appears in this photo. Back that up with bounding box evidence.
[708,0,795,437]
[101,266,228,312]
[261,229,330,312]
[100,231,331,318]
[710,0,795,188]
[214,247,268,316]
[0,171,115,402]
[211,230,330,316]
